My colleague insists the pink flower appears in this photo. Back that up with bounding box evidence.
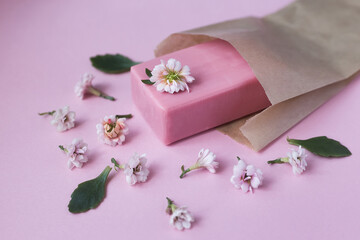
[74,73,94,99]
[74,73,115,101]
[288,146,307,175]
[150,58,195,94]
[230,159,263,193]
[194,148,218,173]
[50,106,76,132]
[123,153,150,185]
[170,207,194,231]
[166,197,195,231]
[96,115,128,146]
[63,138,88,169]
[180,148,218,178]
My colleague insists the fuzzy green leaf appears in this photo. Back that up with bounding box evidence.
[145,68,152,77]
[141,80,155,85]
[90,54,140,73]
[287,136,351,158]
[68,166,112,213]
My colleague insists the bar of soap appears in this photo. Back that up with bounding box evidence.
[131,39,271,145]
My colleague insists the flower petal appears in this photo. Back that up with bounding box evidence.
[166,58,176,70]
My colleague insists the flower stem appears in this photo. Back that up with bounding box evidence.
[38,110,55,116]
[115,114,133,119]
[267,157,289,165]
[59,145,68,153]
[166,197,173,206]
[111,158,124,171]
[166,197,177,215]
[179,165,192,178]
[100,94,116,101]
[88,86,116,101]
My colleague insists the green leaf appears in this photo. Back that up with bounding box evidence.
[141,79,155,85]
[287,136,351,158]
[145,68,152,77]
[68,166,112,213]
[90,54,140,73]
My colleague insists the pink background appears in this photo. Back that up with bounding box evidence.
[1,0,359,239]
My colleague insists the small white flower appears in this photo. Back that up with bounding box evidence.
[166,197,194,231]
[288,146,307,175]
[74,73,115,101]
[180,148,218,178]
[150,58,195,94]
[96,115,128,146]
[50,106,76,132]
[170,207,195,231]
[123,153,150,185]
[194,148,218,173]
[63,138,88,169]
[230,159,263,193]
[74,73,94,99]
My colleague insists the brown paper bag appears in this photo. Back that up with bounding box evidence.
[154,0,360,151]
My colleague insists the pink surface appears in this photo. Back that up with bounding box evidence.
[1,0,360,240]
[131,39,270,144]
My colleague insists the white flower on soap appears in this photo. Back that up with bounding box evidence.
[230,158,263,193]
[123,153,150,185]
[59,138,88,170]
[50,106,76,132]
[179,148,219,178]
[96,115,129,146]
[150,58,195,94]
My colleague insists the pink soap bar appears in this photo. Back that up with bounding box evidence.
[131,39,271,144]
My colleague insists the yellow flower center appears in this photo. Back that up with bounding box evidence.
[165,71,181,82]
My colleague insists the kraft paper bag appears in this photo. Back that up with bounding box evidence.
[154,0,360,151]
